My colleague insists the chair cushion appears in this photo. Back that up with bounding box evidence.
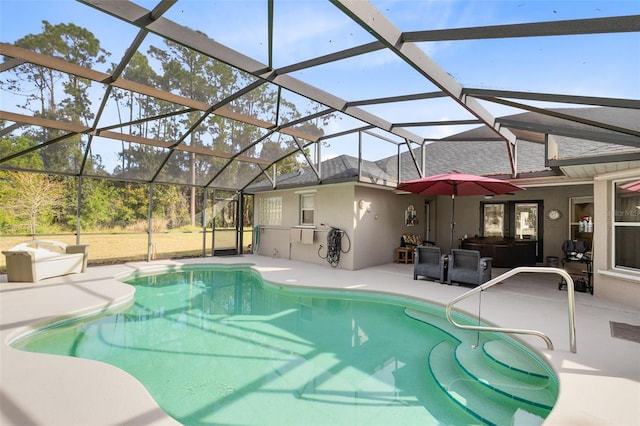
[402,234,422,247]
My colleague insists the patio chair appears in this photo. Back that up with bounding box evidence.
[414,245,447,283]
[446,249,492,287]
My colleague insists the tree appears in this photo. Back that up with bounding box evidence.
[1,21,325,242]
[5,21,108,172]
[74,178,118,230]
[148,35,233,226]
[0,171,65,234]
[112,51,161,173]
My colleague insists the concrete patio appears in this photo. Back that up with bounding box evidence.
[1,256,639,425]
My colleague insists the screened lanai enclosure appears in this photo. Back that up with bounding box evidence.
[1,1,639,266]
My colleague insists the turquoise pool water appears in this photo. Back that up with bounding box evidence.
[14,266,557,425]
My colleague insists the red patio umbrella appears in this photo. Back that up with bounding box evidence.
[397,172,525,250]
[619,180,640,192]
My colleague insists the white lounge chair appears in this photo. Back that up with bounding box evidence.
[2,240,89,282]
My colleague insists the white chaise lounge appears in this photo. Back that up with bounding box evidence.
[2,240,89,282]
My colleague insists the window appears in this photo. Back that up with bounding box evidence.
[515,203,538,240]
[613,179,640,270]
[258,196,282,226]
[482,201,542,241]
[300,194,315,225]
[483,203,505,237]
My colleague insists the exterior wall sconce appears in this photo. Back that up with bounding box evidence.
[405,204,417,226]
[358,199,372,212]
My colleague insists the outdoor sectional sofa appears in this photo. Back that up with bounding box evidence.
[2,240,89,282]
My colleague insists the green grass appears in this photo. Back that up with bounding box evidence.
[1,230,254,272]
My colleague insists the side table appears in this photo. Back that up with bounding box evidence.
[396,247,414,264]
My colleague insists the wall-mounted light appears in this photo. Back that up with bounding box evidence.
[484,195,494,200]
[405,204,417,226]
[358,199,372,212]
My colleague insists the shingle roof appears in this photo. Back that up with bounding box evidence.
[249,155,392,191]
[249,107,640,192]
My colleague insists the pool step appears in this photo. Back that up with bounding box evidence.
[428,340,554,425]
[482,339,552,384]
[405,308,557,424]
[429,340,521,425]
[455,342,557,410]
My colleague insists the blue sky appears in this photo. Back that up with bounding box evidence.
[1,0,639,164]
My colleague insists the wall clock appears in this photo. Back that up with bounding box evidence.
[547,209,562,221]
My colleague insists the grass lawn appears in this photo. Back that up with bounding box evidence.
[1,230,253,272]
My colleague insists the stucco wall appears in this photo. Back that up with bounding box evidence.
[252,177,639,307]
[254,186,356,269]
[433,185,593,259]
[353,186,432,269]
[254,185,354,269]
[253,184,430,270]
[592,170,640,309]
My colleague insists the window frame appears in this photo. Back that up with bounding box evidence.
[300,193,315,226]
[480,200,542,240]
[482,203,506,237]
[258,196,282,226]
[612,178,640,272]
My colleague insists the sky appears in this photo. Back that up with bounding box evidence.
[1,0,639,165]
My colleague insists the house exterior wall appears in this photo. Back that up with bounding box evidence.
[253,184,429,270]
[253,185,356,269]
[593,169,640,309]
[353,186,431,269]
[253,177,639,310]
[432,185,593,257]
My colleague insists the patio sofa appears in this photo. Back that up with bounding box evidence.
[2,240,89,282]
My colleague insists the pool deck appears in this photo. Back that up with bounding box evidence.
[1,255,639,425]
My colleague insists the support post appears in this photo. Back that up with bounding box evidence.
[202,188,208,257]
[237,191,244,255]
[76,176,82,245]
[358,131,363,181]
[211,189,216,255]
[147,183,154,262]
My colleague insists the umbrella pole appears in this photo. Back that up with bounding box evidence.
[450,193,455,251]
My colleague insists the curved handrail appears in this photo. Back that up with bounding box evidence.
[445,266,577,353]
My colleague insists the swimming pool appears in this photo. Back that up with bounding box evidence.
[13,265,558,425]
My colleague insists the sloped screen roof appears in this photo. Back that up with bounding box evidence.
[1,0,639,191]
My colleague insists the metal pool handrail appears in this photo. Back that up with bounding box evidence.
[445,266,577,353]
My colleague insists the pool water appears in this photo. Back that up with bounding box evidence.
[13,266,558,425]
